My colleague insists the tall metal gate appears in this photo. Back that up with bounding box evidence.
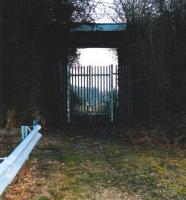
[67,65,118,123]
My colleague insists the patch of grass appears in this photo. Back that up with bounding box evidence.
[62,153,82,166]
[38,197,50,200]
[1,130,186,200]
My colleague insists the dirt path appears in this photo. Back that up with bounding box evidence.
[1,128,186,200]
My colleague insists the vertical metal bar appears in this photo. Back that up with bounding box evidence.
[103,66,105,103]
[91,66,94,112]
[67,64,71,123]
[118,64,123,122]
[103,66,105,116]
[106,66,108,116]
[78,65,81,112]
[95,67,96,112]
[88,65,91,112]
[81,66,83,112]
[71,66,73,114]
[105,66,107,120]
[21,126,25,140]
[109,65,111,119]
[116,65,119,121]
[83,66,85,113]
[113,65,115,121]
[80,65,82,112]
[100,66,102,113]
[74,65,77,112]
[33,120,38,128]
[88,66,89,112]
[105,66,107,116]
[90,66,92,112]
[70,67,72,115]
[94,66,96,112]
[109,65,111,120]
[86,66,88,113]
[97,66,99,113]
[110,65,114,122]
[77,65,79,112]
[91,66,93,112]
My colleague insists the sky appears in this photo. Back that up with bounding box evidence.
[77,48,118,66]
[94,0,116,23]
[78,0,118,66]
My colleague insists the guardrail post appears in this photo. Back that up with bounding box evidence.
[33,120,38,127]
[21,125,29,140]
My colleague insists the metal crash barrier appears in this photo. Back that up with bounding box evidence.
[0,122,42,195]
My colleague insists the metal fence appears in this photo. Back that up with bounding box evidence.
[67,65,118,123]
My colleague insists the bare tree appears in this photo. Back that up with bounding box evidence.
[112,0,186,138]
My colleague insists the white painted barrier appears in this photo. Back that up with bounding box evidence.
[0,125,42,195]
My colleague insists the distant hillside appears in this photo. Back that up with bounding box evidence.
[71,86,110,105]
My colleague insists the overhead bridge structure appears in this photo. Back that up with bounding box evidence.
[55,23,132,123]
[0,21,131,126]
[55,23,127,48]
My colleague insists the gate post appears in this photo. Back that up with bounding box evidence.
[110,65,114,122]
[67,64,71,123]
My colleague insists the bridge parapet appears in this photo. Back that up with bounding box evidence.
[70,23,127,32]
